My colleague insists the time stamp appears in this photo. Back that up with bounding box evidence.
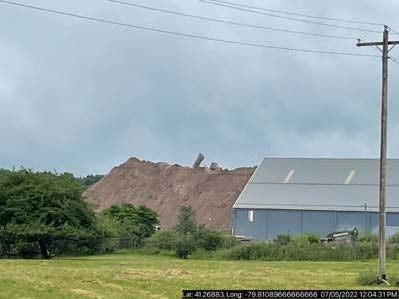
[182,290,399,299]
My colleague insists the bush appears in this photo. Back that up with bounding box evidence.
[221,234,240,249]
[195,227,224,251]
[176,234,196,259]
[221,242,279,260]
[220,241,381,261]
[356,270,399,286]
[275,234,291,246]
[144,228,238,258]
[387,244,399,260]
[358,233,378,243]
[388,232,399,244]
[292,233,319,245]
[356,270,379,286]
[166,205,241,258]
[145,230,179,251]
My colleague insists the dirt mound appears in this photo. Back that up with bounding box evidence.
[83,157,255,230]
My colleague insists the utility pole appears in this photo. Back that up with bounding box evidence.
[357,25,399,282]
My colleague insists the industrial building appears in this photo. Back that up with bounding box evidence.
[232,158,399,240]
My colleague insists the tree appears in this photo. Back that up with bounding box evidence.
[175,206,197,236]
[195,226,224,251]
[174,206,199,259]
[0,169,100,259]
[176,234,196,259]
[145,206,231,258]
[77,174,104,188]
[101,204,159,243]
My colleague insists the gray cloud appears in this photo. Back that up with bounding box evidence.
[0,0,399,175]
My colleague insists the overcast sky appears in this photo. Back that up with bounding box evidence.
[1,0,399,175]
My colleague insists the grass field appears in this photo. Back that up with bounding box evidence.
[0,253,398,299]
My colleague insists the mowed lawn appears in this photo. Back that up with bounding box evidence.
[0,253,398,299]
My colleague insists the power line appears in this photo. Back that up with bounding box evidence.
[200,0,382,34]
[205,0,384,27]
[107,0,356,40]
[390,28,399,36]
[0,0,380,58]
[391,56,399,64]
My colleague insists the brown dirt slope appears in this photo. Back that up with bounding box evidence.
[83,157,255,230]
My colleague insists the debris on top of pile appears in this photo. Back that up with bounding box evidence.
[83,156,255,230]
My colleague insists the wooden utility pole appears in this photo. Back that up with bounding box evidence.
[357,25,399,282]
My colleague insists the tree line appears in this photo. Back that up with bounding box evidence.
[0,169,157,259]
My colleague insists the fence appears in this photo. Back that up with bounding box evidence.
[0,237,142,259]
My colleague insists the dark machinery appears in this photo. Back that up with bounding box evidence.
[320,227,359,244]
[192,153,204,168]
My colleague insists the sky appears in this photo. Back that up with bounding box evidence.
[1,0,399,175]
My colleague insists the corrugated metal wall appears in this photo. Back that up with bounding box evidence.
[233,208,399,240]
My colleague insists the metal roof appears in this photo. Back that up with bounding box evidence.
[233,158,399,212]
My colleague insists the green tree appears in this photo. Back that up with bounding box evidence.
[176,234,196,259]
[195,226,224,251]
[174,206,199,259]
[145,206,232,258]
[77,174,104,188]
[101,204,159,243]
[0,169,100,259]
[175,206,197,235]
[95,214,122,238]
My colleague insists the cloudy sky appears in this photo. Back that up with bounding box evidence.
[1,0,399,175]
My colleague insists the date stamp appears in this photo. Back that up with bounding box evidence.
[182,290,399,299]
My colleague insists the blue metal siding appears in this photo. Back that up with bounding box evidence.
[387,213,399,226]
[336,211,366,232]
[369,213,379,234]
[266,210,301,240]
[234,209,267,240]
[233,208,399,240]
[302,211,336,236]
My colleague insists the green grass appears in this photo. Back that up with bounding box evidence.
[0,253,398,299]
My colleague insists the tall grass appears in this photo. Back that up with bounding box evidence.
[146,231,399,262]
[191,241,399,261]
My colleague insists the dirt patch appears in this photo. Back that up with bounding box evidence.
[121,270,152,277]
[166,268,192,276]
[81,278,97,284]
[83,157,255,230]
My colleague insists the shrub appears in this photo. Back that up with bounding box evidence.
[225,243,263,260]
[145,226,239,258]
[220,241,381,261]
[275,234,291,246]
[220,234,240,249]
[172,206,239,258]
[387,244,399,260]
[176,234,196,259]
[358,233,378,243]
[145,230,179,251]
[356,270,379,286]
[388,232,399,244]
[356,270,399,286]
[195,227,224,251]
[292,233,319,245]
